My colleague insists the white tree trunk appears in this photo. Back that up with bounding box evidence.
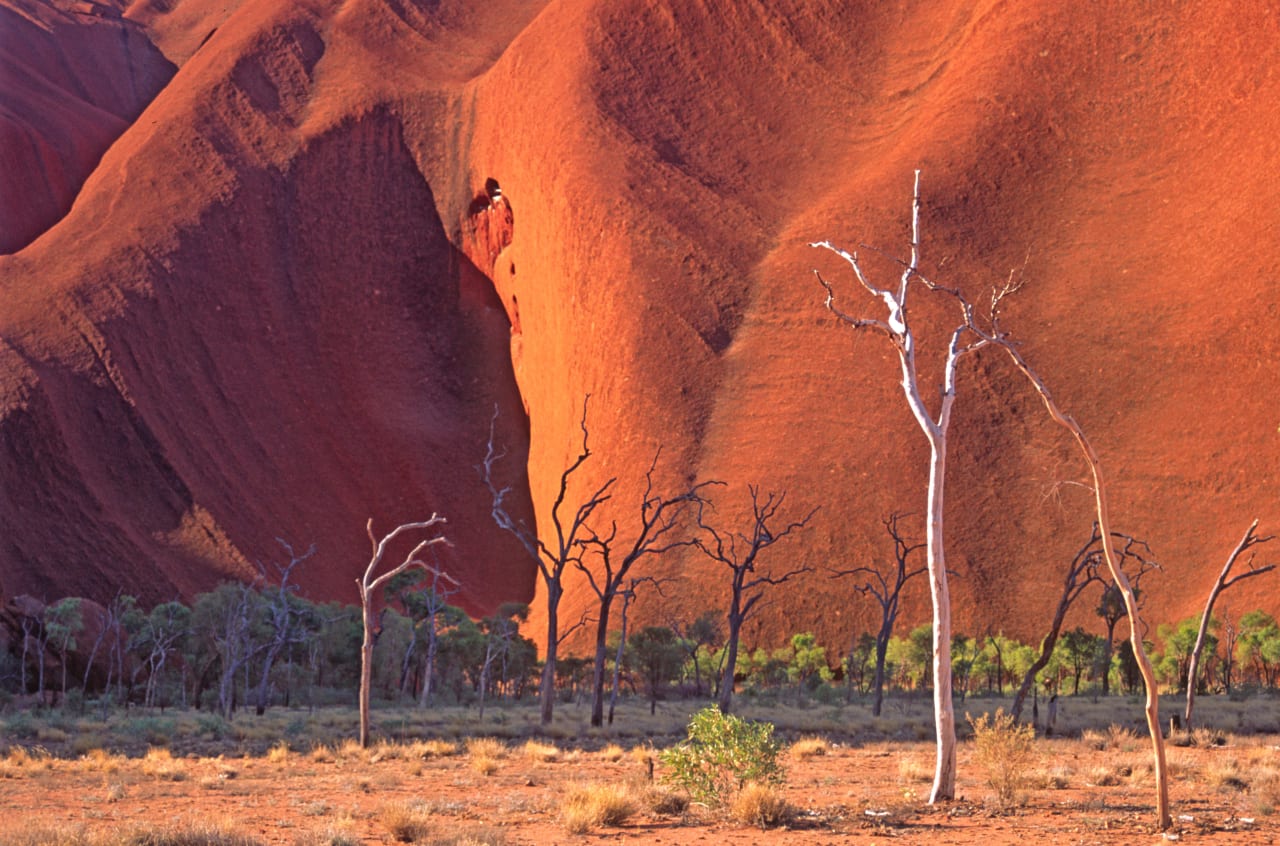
[924,436,956,802]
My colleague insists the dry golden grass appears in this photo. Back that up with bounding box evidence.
[464,737,505,758]
[267,740,291,763]
[465,737,505,776]
[729,782,793,829]
[77,747,122,774]
[897,754,932,783]
[379,800,435,842]
[0,820,266,846]
[560,782,638,834]
[598,743,625,762]
[142,746,188,781]
[518,739,559,763]
[407,739,458,759]
[789,736,830,758]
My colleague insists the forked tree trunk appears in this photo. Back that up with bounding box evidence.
[1185,520,1274,729]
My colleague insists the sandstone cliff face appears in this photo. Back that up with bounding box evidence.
[1,0,1277,646]
[0,0,175,254]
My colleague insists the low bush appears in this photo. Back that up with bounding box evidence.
[968,708,1036,809]
[660,707,783,806]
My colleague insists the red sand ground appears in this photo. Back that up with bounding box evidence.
[1,0,1278,651]
[0,735,1276,845]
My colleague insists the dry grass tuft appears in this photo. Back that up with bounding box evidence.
[267,741,291,763]
[408,739,458,759]
[466,737,504,776]
[379,801,434,843]
[519,739,559,763]
[598,743,625,762]
[1087,762,1130,786]
[729,782,793,829]
[561,782,638,834]
[78,747,122,774]
[142,746,188,781]
[789,736,830,759]
[897,755,932,783]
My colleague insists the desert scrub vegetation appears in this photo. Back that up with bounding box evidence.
[560,781,638,834]
[660,706,784,805]
[465,736,504,775]
[0,821,265,846]
[789,735,830,758]
[968,708,1037,809]
[729,781,793,829]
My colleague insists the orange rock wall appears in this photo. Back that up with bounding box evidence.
[1,0,1277,651]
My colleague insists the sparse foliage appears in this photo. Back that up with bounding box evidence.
[660,706,783,805]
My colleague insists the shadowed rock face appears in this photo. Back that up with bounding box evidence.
[0,0,176,254]
[1,0,1277,645]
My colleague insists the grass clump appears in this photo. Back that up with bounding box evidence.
[519,739,559,763]
[379,801,434,843]
[560,782,637,834]
[968,708,1036,809]
[466,737,504,776]
[789,736,830,759]
[660,706,783,806]
[729,782,793,829]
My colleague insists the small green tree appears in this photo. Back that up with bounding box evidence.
[785,632,831,702]
[629,625,685,714]
[1235,610,1280,687]
[1056,627,1103,695]
[661,706,783,805]
[43,598,84,701]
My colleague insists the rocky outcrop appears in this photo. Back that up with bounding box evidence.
[1,0,1277,648]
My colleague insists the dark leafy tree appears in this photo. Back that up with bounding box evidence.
[629,625,685,714]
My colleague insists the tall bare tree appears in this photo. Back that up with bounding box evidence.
[814,172,1171,826]
[253,539,315,715]
[813,172,991,801]
[357,516,449,747]
[1011,525,1156,721]
[576,453,714,726]
[693,485,816,714]
[1185,520,1275,729]
[482,399,614,725]
[830,512,926,717]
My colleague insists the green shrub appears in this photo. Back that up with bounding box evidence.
[660,707,783,805]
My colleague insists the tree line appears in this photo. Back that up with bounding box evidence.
[7,569,1280,719]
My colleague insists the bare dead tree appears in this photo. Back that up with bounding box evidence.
[252,538,315,715]
[812,172,991,801]
[357,515,449,747]
[1011,526,1157,721]
[575,452,716,726]
[692,485,817,714]
[482,398,614,725]
[416,553,463,707]
[830,512,926,717]
[813,172,1171,826]
[1185,519,1275,729]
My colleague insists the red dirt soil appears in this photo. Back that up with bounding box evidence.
[1,0,1278,647]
